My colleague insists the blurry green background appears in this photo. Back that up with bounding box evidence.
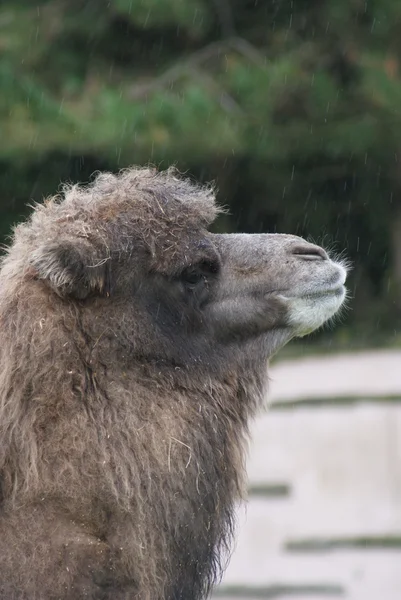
[1,0,401,347]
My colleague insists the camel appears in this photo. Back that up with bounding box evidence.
[0,167,347,599]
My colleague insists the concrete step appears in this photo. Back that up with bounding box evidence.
[268,350,401,402]
[216,551,401,599]
[213,352,401,600]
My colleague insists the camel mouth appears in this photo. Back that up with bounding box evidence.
[281,282,346,302]
[302,283,346,299]
[280,261,347,303]
[282,263,347,336]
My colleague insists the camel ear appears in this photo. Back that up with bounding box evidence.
[29,240,112,299]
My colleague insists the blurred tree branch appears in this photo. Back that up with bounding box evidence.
[129,37,266,100]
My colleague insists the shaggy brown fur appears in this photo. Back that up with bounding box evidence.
[0,167,347,599]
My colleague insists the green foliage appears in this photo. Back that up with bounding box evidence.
[113,0,211,35]
[1,0,401,334]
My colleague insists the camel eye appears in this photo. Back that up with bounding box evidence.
[181,260,219,288]
[182,269,204,286]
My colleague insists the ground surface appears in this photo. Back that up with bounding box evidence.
[213,349,401,600]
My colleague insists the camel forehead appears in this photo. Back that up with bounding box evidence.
[25,168,219,247]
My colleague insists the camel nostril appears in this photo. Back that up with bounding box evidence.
[292,244,328,260]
